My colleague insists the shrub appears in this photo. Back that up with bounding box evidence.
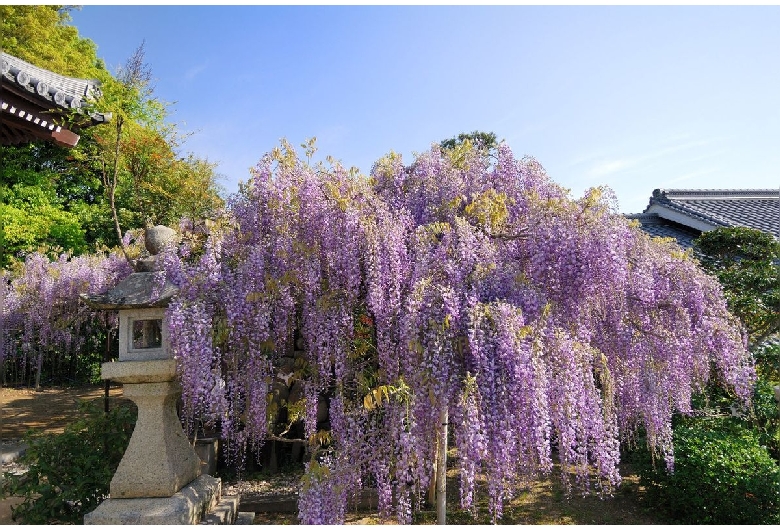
[634,417,780,524]
[748,376,780,460]
[0,401,136,524]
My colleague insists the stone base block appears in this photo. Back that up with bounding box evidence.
[84,474,221,525]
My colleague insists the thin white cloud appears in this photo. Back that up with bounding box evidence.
[583,138,714,179]
[589,160,629,177]
[184,62,208,82]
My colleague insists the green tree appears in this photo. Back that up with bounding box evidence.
[82,43,223,261]
[0,144,101,267]
[440,130,498,152]
[0,6,224,267]
[694,226,780,345]
[0,5,107,80]
[0,5,108,267]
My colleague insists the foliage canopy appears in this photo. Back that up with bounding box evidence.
[695,226,780,345]
[635,416,780,524]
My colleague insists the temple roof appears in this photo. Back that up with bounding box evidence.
[0,52,110,148]
[643,189,780,239]
[628,189,780,249]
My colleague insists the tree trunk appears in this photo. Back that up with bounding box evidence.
[107,116,134,267]
[436,407,448,525]
[427,463,437,506]
[34,351,43,391]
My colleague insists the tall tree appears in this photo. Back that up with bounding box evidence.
[95,41,163,262]
[0,5,107,79]
[440,130,498,151]
[0,144,90,265]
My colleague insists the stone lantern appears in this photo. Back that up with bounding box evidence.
[81,226,244,524]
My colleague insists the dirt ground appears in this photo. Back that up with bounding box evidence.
[0,385,662,525]
[0,384,123,440]
[0,384,123,525]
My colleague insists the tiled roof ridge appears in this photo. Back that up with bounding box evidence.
[647,194,733,228]
[653,188,780,200]
[0,52,103,113]
[636,188,780,248]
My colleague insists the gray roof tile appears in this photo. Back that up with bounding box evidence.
[1,52,103,111]
[645,189,780,239]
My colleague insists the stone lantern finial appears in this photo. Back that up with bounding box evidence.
[145,224,177,255]
[135,224,178,272]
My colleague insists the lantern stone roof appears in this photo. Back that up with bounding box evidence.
[1,52,111,148]
[627,189,780,249]
[81,271,179,310]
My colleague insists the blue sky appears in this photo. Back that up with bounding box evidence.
[69,5,780,214]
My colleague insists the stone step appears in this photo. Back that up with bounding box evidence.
[234,512,256,525]
[239,494,298,513]
[239,488,378,514]
[200,495,239,525]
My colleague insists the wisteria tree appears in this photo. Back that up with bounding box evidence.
[164,139,754,524]
[1,248,132,389]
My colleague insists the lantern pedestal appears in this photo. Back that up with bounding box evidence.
[84,359,235,525]
[102,361,200,498]
[83,474,225,525]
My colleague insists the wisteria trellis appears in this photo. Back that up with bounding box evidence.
[1,250,132,389]
[161,141,754,523]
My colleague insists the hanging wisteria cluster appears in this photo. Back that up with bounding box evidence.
[0,249,132,387]
[165,140,754,523]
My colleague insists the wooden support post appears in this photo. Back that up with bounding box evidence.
[436,407,448,525]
